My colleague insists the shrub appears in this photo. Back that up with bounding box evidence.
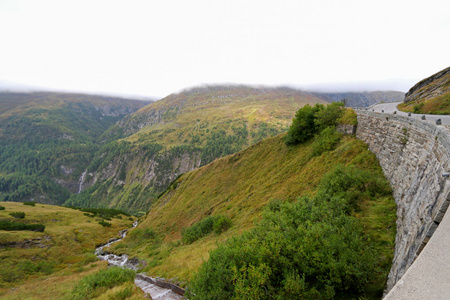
[213,215,232,234]
[10,211,25,219]
[182,216,215,244]
[285,104,323,145]
[70,267,136,299]
[186,165,392,299]
[312,126,343,156]
[98,220,111,227]
[314,101,345,131]
[182,215,232,244]
[0,205,5,210]
[285,102,344,146]
[23,201,36,206]
[0,220,45,232]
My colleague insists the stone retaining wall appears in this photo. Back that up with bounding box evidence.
[355,111,450,292]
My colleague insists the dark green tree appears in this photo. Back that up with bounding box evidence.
[284,104,323,145]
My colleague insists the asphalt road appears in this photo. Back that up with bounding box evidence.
[361,102,450,126]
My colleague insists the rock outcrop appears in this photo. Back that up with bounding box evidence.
[404,67,450,103]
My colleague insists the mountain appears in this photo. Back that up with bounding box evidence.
[109,122,396,298]
[0,92,149,205]
[398,66,450,114]
[68,85,327,213]
[312,91,405,107]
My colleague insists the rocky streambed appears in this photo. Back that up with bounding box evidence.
[95,221,185,299]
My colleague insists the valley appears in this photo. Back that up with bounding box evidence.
[0,74,446,299]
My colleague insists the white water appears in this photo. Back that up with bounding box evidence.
[77,170,87,194]
[95,221,184,299]
[95,221,138,268]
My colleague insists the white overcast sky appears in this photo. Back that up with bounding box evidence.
[0,0,449,99]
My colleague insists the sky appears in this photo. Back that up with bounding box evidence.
[0,0,449,99]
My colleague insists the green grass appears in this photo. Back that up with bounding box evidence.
[0,202,132,297]
[110,132,396,297]
[69,266,136,300]
[398,92,450,115]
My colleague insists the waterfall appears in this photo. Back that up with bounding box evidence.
[78,170,87,194]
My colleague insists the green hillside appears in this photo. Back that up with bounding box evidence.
[68,85,327,213]
[109,109,396,298]
[0,202,147,299]
[398,66,450,114]
[0,92,148,205]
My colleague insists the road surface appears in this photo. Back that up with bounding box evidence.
[361,102,450,126]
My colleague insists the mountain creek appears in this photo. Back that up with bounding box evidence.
[95,221,184,300]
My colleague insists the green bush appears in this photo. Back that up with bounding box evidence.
[70,267,136,300]
[314,101,345,131]
[186,165,393,299]
[9,211,25,219]
[285,102,345,146]
[213,215,232,234]
[285,104,323,145]
[23,201,36,206]
[0,205,5,210]
[0,220,45,232]
[312,126,343,156]
[182,215,232,244]
[98,220,111,227]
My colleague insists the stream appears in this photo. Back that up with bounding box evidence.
[95,221,184,299]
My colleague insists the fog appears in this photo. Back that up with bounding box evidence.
[1,0,449,98]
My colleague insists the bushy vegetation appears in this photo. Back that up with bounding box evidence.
[182,215,232,244]
[9,211,25,219]
[77,207,130,219]
[285,102,345,145]
[69,267,136,300]
[187,165,393,299]
[23,201,36,206]
[0,205,5,210]
[0,220,45,232]
[312,126,343,156]
[98,220,112,227]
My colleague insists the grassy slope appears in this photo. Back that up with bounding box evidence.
[111,133,396,289]
[123,86,326,147]
[75,86,327,213]
[0,202,135,299]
